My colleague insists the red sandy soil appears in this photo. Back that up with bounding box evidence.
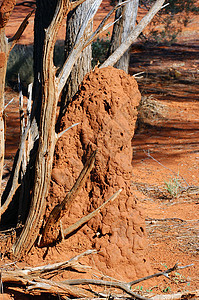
[1,1,199,299]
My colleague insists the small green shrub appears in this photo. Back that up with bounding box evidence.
[162,286,171,293]
[164,173,181,197]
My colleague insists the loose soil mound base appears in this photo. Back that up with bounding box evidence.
[47,66,153,281]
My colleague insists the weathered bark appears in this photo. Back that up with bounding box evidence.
[12,0,103,258]
[108,0,139,73]
[58,0,93,124]
[0,0,16,212]
[101,0,165,68]
[0,8,36,221]
[0,29,8,200]
[12,0,67,258]
[32,0,58,126]
[0,0,16,199]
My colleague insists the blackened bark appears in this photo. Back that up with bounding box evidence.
[32,0,58,126]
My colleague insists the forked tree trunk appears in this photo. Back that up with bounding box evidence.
[108,0,139,73]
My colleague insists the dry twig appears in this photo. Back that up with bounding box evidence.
[40,150,97,247]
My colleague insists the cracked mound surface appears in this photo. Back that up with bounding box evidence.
[47,66,152,280]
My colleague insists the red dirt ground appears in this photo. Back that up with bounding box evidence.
[1,1,199,298]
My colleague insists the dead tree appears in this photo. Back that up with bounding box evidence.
[0,0,165,259]
[108,0,139,73]
[59,0,93,117]
[0,0,33,206]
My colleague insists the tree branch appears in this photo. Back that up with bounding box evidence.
[70,0,87,11]
[56,122,79,141]
[8,9,35,50]
[62,278,149,300]
[128,263,194,287]
[0,125,30,217]
[40,150,97,247]
[57,0,102,95]
[62,189,122,239]
[83,0,130,49]
[19,249,97,277]
[100,0,165,68]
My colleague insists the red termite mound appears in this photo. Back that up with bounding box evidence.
[47,66,152,281]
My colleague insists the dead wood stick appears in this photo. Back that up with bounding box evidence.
[56,122,79,140]
[8,10,35,49]
[26,278,93,297]
[145,217,186,223]
[83,0,130,49]
[128,263,194,287]
[150,290,199,300]
[22,250,96,277]
[63,189,122,238]
[70,0,87,11]
[40,150,97,247]
[0,124,30,217]
[61,278,149,300]
[101,0,165,68]
[1,272,93,298]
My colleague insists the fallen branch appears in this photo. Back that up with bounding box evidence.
[62,278,149,300]
[40,150,97,247]
[23,249,97,277]
[150,290,199,300]
[2,272,93,298]
[63,189,122,239]
[0,261,194,300]
[128,263,194,287]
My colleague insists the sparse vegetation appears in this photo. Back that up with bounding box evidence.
[141,0,199,44]
[164,173,181,197]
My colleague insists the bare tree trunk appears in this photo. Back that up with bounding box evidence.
[12,0,72,258]
[58,0,92,124]
[0,0,16,202]
[0,29,8,198]
[101,0,165,68]
[108,0,139,73]
[32,0,58,126]
[12,0,103,258]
